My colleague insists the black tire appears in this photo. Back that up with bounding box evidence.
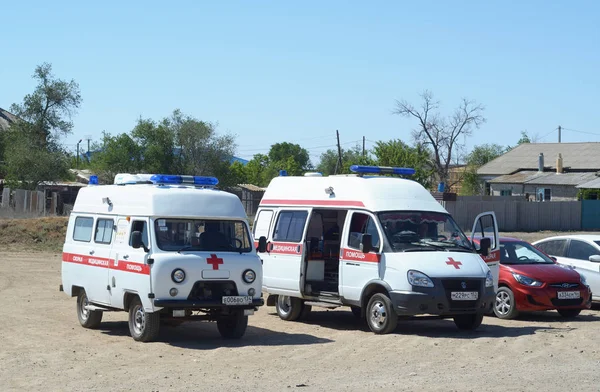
[493,287,519,320]
[350,306,363,319]
[128,297,160,342]
[453,313,484,330]
[275,295,303,321]
[557,308,582,318]
[299,303,312,320]
[76,290,103,329]
[366,293,398,334]
[217,312,248,339]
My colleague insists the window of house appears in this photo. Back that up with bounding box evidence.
[273,211,308,242]
[537,188,552,201]
[500,189,512,196]
[73,216,94,242]
[94,218,114,244]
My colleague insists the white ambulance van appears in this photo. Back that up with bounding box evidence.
[60,173,263,342]
[253,165,500,334]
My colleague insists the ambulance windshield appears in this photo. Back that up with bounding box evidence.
[378,211,474,253]
[154,219,252,253]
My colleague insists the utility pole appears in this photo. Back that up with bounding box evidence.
[362,136,365,157]
[558,125,561,143]
[76,139,82,169]
[335,130,343,174]
[84,135,92,162]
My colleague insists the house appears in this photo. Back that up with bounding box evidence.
[477,142,600,201]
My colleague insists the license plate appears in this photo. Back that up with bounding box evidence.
[222,296,252,305]
[451,291,479,301]
[558,291,580,299]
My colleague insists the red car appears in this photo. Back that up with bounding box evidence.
[474,237,592,319]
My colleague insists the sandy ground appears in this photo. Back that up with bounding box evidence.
[2,250,600,392]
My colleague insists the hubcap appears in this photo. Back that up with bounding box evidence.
[133,305,146,335]
[80,295,89,320]
[278,296,292,315]
[370,301,387,328]
[495,291,511,315]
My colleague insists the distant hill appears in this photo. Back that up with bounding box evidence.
[0,107,18,131]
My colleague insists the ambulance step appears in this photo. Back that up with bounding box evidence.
[84,304,114,312]
[304,301,342,308]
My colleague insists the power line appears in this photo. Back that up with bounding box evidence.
[562,127,600,136]
[537,128,558,142]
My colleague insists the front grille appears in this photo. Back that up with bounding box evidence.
[187,281,239,301]
[441,279,482,310]
[549,283,580,289]
[551,298,583,307]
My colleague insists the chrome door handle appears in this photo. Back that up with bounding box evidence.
[89,250,95,255]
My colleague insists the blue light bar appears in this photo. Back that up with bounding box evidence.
[89,175,99,185]
[279,170,288,176]
[149,174,219,186]
[349,165,416,176]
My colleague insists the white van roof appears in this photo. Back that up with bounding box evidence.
[259,174,447,213]
[73,184,247,219]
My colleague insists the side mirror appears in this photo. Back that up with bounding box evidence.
[550,256,557,262]
[360,234,373,253]
[477,237,491,257]
[589,255,600,263]
[132,231,149,252]
[257,236,267,253]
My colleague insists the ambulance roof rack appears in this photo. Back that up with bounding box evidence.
[349,165,416,177]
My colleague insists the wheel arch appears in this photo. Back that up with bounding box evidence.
[360,280,392,310]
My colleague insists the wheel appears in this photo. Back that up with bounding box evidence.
[366,293,398,334]
[557,309,582,318]
[493,287,519,320]
[128,297,160,342]
[299,303,312,320]
[76,290,103,328]
[453,313,484,330]
[217,312,248,339]
[275,295,303,321]
[350,306,363,319]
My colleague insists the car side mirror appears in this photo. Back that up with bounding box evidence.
[360,233,374,253]
[589,255,600,263]
[477,237,491,257]
[550,256,557,262]
[257,236,267,253]
[131,231,149,252]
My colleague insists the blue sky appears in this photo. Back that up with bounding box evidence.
[2,1,599,165]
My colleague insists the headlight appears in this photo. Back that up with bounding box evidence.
[407,270,434,288]
[243,269,256,283]
[512,272,542,287]
[485,270,494,288]
[172,269,185,283]
[579,273,588,286]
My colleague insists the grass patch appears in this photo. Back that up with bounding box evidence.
[0,217,68,252]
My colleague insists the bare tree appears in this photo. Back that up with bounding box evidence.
[393,90,486,188]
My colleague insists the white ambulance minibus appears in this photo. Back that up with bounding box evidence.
[60,173,263,342]
[254,165,500,334]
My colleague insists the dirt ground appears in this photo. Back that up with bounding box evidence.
[2,249,600,392]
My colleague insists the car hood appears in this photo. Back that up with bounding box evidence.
[502,263,579,282]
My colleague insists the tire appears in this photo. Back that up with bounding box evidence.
[299,303,312,320]
[76,290,103,329]
[366,293,398,334]
[128,297,160,342]
[453,313,484,330]
[557,309,582,318]
[350,306,363,319]
[217,312,248,339]
[275,295,303,321]
[493,287,519,320]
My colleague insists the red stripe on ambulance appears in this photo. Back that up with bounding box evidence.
[341,248,380,263]
[269,242,303,255]
[481,250,500,264]
[259,199,365,207]
[62,253,150,275]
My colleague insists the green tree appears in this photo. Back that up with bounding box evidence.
[91,132,142,183]
[131,118,175,174]
[317,145,375,175]
[517,131,531,145]
[461,143,506,195]
[267,142,311,174]
[372,140,434,188]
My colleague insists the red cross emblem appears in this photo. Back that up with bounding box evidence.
[207,254,224,270]
[446,257,462,269]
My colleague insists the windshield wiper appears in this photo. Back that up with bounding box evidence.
[177,245,202,254]
[437,241,474,252]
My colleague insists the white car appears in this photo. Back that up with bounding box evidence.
[532,235,600,301]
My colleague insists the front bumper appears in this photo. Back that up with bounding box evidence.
[512,284,592,311]
[154,298,264,309]
[391,278,494,316]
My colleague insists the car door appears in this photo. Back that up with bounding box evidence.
[534,239,569,262]
[340,211,382,302]
[470,211,500,291]
[564,239,600,296]
[90,216,115,305]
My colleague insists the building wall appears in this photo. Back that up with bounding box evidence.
[490,183,579,201]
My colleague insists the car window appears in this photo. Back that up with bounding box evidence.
[94,218,114,244]
[348,213,380,251]
[129,220,149,249]
[73,216,94,242]
[273,211,308,243]
[535,240,568,257]
[567,240,600,261]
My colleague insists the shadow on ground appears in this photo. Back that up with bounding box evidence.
[98,321,333,349]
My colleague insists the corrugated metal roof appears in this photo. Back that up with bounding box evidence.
[577,178,600,189]
[237,183,266,192]
[490,170,598,186]
[478,142,600,176]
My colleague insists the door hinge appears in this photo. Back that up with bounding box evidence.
[147,258,154,266]
[106,285,111,291]
[148,293,155,299]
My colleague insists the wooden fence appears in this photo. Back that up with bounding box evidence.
[0,187,60,216]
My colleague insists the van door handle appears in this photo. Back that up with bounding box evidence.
[345,262,359,266]
[123,255,129,260]
[89,250,95,255]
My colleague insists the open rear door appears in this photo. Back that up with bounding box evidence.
[471,211,500,292]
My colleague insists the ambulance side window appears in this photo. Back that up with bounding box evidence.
[273,211,308,243]
[94,218,114,244]
[347,213,380,251]
[73,216,94,242]
[129,221,149,249]
[254,210,273,239]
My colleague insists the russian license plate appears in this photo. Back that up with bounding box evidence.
[222,296,252,305]
[558,291,580,299]
[451,291,479,301]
